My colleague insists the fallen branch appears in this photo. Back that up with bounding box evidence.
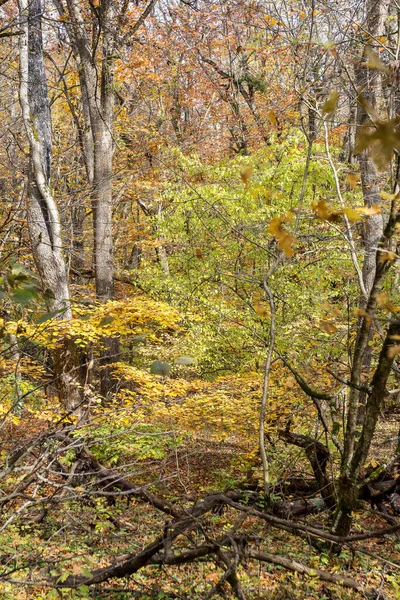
[247,550,377,598]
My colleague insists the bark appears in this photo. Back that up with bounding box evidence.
[18,0,82,412]
[334,316,400,536]
[278,430,336,510]
[57,0,117,395]
[342,211,399,475]
[355,0,389,424]
[56,0,155,396]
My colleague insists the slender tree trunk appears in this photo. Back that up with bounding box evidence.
[18,0,82,412]
[333,210,400,536]
[354,0,389,424]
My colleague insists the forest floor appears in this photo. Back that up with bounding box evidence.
[1,407,400,600]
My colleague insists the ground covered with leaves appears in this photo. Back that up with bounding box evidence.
[1,380,399,600]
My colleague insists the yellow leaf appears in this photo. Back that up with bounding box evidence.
[360,204,382,215]
[344,208,361,222]
[380,191,396,201]
[254,302,269,317]
[364,46,390,73]
[268,110,277,126]
[267,217,297,257]
[265,14,277,26]
[346,173,360,189]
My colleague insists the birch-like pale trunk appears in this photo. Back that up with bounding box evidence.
[18,0,82,412]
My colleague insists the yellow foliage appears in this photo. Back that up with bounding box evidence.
[112,369,294,442]
[20,296,181,349]
[267,215,297,258]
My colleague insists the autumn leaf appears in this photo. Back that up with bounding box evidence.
[360,204,382,215]
[267,217,297,258]
[312,199,341,222]
[254,302,269,317]
[380,191,399,202]
[346,173,360,189]
[356,308,373,324]
[343,208,361,222]
[387,344,400,359]
[379,250,397,263]
[322,91,339,114]
[363,46,390,73]
[268,110,278,126]
[355,118,400,168]
[319,320,338,334]
[376,292,388,306]
[240,165,253,185]
[265,14,278,26]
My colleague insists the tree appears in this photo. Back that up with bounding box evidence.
[18,0,82,411]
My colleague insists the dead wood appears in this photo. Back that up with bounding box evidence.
[278,429,336,509]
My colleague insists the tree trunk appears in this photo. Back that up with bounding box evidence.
[355,0,389,425]
[18,0,82,412]
[333,210,400,536]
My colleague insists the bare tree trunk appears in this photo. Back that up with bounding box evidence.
[333,209,400,536]
[55,0,118,396]
[18,0,82,412]
[354,0,389,424]
[56,0,155,397]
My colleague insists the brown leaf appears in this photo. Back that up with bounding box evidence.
[355,118,400,169]
[387,344,400,359]
[357,308,373,325]
[379,250,397,263]
[241,165,253,185]
[320,320,338,334]
[312,199,342,222]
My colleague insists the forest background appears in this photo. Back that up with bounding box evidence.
[1,0,400,598]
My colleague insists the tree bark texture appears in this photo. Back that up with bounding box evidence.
[18,0,82,411]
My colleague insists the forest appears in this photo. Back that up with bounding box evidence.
[1,0,400,598]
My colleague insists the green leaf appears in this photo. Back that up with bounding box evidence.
[150,360,171,376]
[35,309,66,323]
[44,288,56,300]
[99,316,114,326]
[332,421,340,435]
[56,571,71,583]
[11,288,37,305]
